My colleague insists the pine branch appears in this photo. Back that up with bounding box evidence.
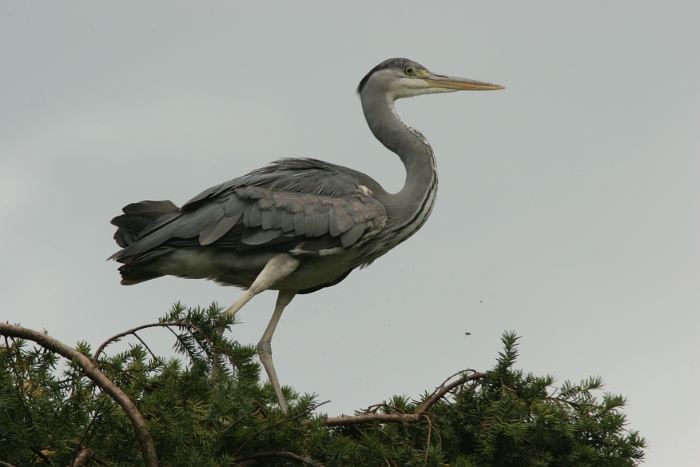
[233,401,330,457]
[93,321,214,366]
[322,371,487,426]
[0,322,159,467]
[69,400,106,467]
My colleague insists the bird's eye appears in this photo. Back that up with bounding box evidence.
[404,66,414,75]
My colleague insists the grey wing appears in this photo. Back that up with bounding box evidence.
[110,161,387,264]
[227,186,387,251]
[181,158,367,209]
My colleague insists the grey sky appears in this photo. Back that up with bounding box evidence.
[1,2,698,465]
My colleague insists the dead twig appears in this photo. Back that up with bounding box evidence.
[92,321,214,365]
[322,371,487,426]
[0,323,158,467]
[132,332,161,364]
[30,445,54,465]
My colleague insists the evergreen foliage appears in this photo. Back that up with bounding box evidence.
[0,303,645,466]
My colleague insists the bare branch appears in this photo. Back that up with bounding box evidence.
[87,454,109,466]
[0,323,158,467]
[323,371,487,426]
[92,321,215,366]
[0,460,19,467]
[323,412,424,425]
[71,449,93,467]
[132,332,161,364]
[29,446,54,466]
[416,370,486,415]
[232,451,325,467]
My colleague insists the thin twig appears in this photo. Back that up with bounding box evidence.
[323,371,487,426]
[87,454,109,466]
[231,451,325,467]
[0,460,19,467]
[93,321,214,364]
[29,446,54,466]
[416,370,486,416]
[132,332,161,364]
[0,323,158,467]
[232,401,330,457]
[432,371,464,396]
[424,420,432,463]
[364,403,383,414]
[69,400,106,467]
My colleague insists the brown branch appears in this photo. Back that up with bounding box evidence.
[132,332,161,364]
[0,460,19,467]
[417,370,486,415]
[93,321,214,365]
[0,323,158,467]
[323,371,487,426]
[71,449,93,467]
[232,451,325,467]
[30,446,54,466]
[87,454,109,466]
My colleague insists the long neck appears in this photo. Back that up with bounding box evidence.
[361,93,438,242]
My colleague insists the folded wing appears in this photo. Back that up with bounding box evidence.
[110,159,387,267]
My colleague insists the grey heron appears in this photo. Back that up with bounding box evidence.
[110,58,503,413]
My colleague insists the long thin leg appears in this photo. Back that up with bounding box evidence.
[258,290,296,413]
[222,254,300,317]
[220,253,300,413]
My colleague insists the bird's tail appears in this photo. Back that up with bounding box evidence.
[109,200,179,253]
[108,200,180,285]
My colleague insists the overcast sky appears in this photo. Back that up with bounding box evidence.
[1,2,698,465]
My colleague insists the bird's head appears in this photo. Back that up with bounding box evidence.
[357,58,504,101]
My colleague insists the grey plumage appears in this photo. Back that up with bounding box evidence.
[110,58,503,413]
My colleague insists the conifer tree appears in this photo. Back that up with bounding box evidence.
[0,303,646,466]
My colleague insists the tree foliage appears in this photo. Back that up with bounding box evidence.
[0,303,645,466]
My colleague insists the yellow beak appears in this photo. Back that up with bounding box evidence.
[425,74,504,91]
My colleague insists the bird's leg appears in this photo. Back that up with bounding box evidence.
[258,289,296,413]
[220,254,299,412]
[222,254,300,317]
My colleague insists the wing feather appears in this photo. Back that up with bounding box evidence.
[328,208,340,237]
[341,223,365,248]
[294,212,305,236]
[199,214,239,246]
[224,195,244,216]
[112,158,388,264]
[281,210,295,233]
[262,208,274,230]
[248,204,263,228]
[272,208,284,229]
[335,205,354,234]
[172,203,223,238]
[241,228,283,245]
